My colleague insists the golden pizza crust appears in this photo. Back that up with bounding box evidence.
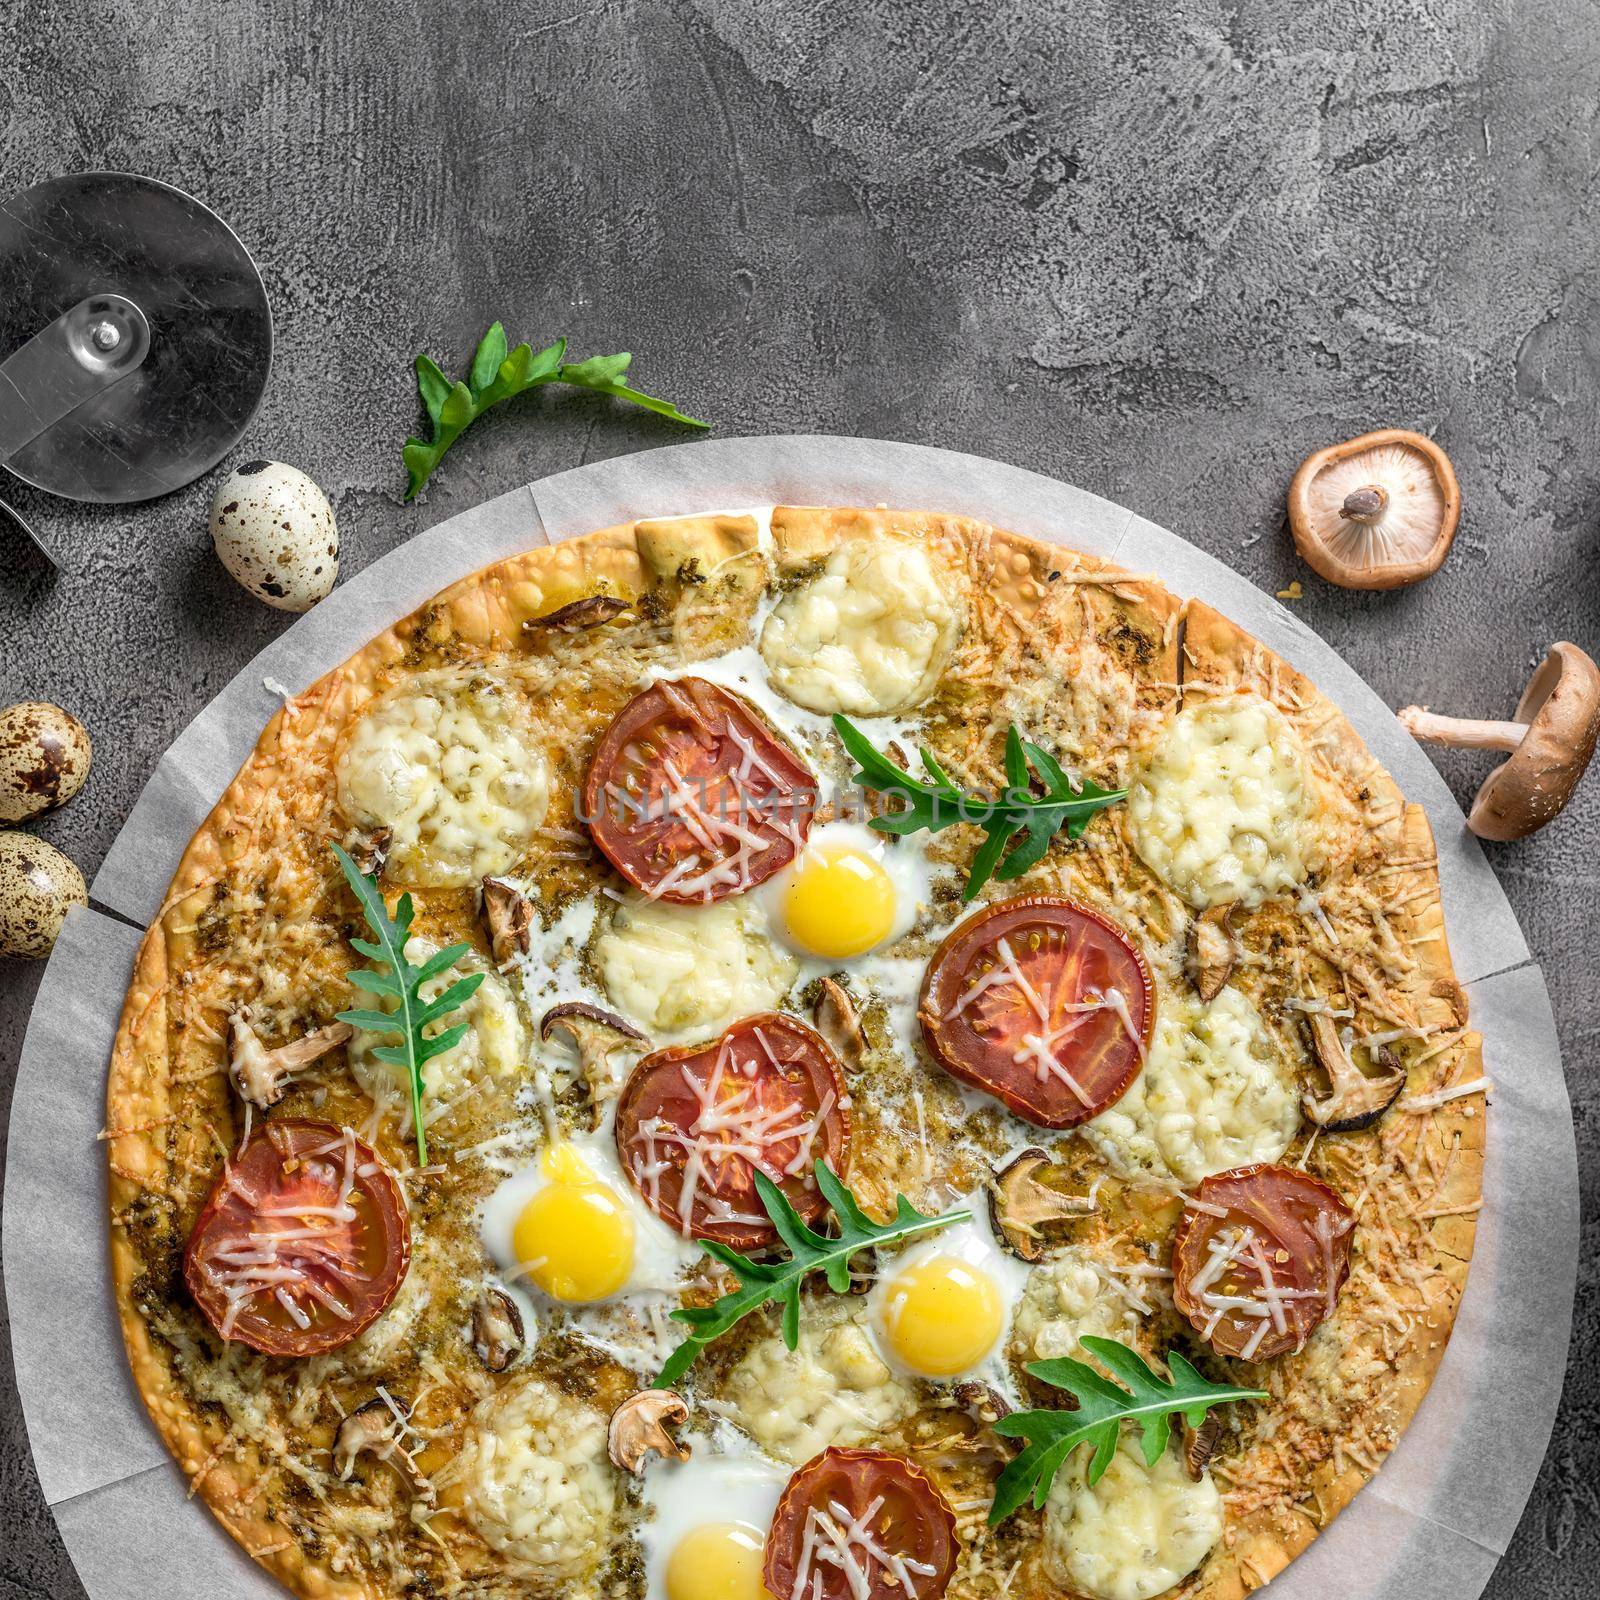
[107,505,1483,1600]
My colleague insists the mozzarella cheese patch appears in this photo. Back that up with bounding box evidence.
[1125,695,1310,909]
[1084,986,1299,1185]
[1012,1247,1144,1364]
[593,895,797,1042]
[723,1300,917,1465]
[349,940,527,1124]
[454,1376,616,1575]
[1045,1432,1223,1600]
[759,536,961,714]
[335,674,549,887]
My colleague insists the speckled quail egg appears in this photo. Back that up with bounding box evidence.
[0,702,91,824]
[209,460,339,612]
[0,832,87,959]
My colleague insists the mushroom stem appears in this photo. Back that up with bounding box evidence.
[1340,484,1389,524]
[1397,707,1526,754]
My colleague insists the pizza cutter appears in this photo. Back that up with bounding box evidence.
[0,171,273,567]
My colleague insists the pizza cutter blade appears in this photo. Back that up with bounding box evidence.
[0,172,273,533]
[0,492,53,566]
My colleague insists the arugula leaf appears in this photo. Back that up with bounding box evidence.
[988,1337,1265,1525]
[833,716,1126,899]
[653,1161,967,1389]
[330,844,485,1163]
[402,323,710,500]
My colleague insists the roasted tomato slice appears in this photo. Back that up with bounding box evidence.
[184,1119,410,1357]
[614,1014,849,1249]
[765,1447,959,1600]
[583,677,817,903]
[1172,1163,1355,1362]
[918,896,1154,1128]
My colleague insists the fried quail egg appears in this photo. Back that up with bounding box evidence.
[757,819,929,962]
[0,830,87,959]
[0,701,91,823]
[480,1130,700,1304]
[209,459,339,612]
[641,1435,787,1600]
[869,1200,1031,1381]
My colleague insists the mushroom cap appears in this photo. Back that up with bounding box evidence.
[1185,905,1235,1003]
[539,1000,647,1049]
[608,1390,690,1473]
[1301,1014,1406,1132]
[1288,428,1460,590]
[1470,642,1600,841]
[812,977,867,1070]
[471,1285,526,1372]
[526,594,633,632]
[988,1147,1095,1261]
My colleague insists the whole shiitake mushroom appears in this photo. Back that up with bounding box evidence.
[0,701,91,823]
[1399,642,1600,840]
[0,831,87,958]
[1288,429,1460,589]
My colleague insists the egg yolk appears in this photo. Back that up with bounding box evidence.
[781,845,897,958]
[881,1255,1005,1376]
[664,1521,769,1600]
[512,1144,634,1303]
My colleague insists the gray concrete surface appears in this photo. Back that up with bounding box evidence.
[2,0,1597,1595]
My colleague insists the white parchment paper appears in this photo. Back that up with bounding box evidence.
[4,436,1575,1600]
[2,906,173,1505]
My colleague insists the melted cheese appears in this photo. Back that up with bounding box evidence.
[1126,695,1310,909]
[1044,1432,1222,1600]
[759,536,961,714]
[454,1376,615,1576]
[349,941,528,1127]
[1280,1321,1360,1433]
[723,1299,916,1465]
[1085,987,1300,1185]
[335,673,549,887]
[594,895,796,1043]
[1012,1247,1145,1362]
[336,1236,435,1375]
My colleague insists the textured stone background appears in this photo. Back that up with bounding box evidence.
[2,0,1596,1595]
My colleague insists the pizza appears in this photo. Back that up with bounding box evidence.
[106,505,1486,1600]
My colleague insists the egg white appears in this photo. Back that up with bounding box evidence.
[639,1431,788,1600]
[513,890,600,1018]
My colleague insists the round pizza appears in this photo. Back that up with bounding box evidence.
[107,505,1486,1600]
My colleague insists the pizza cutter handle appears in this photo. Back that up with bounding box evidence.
[0,293,150,464]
